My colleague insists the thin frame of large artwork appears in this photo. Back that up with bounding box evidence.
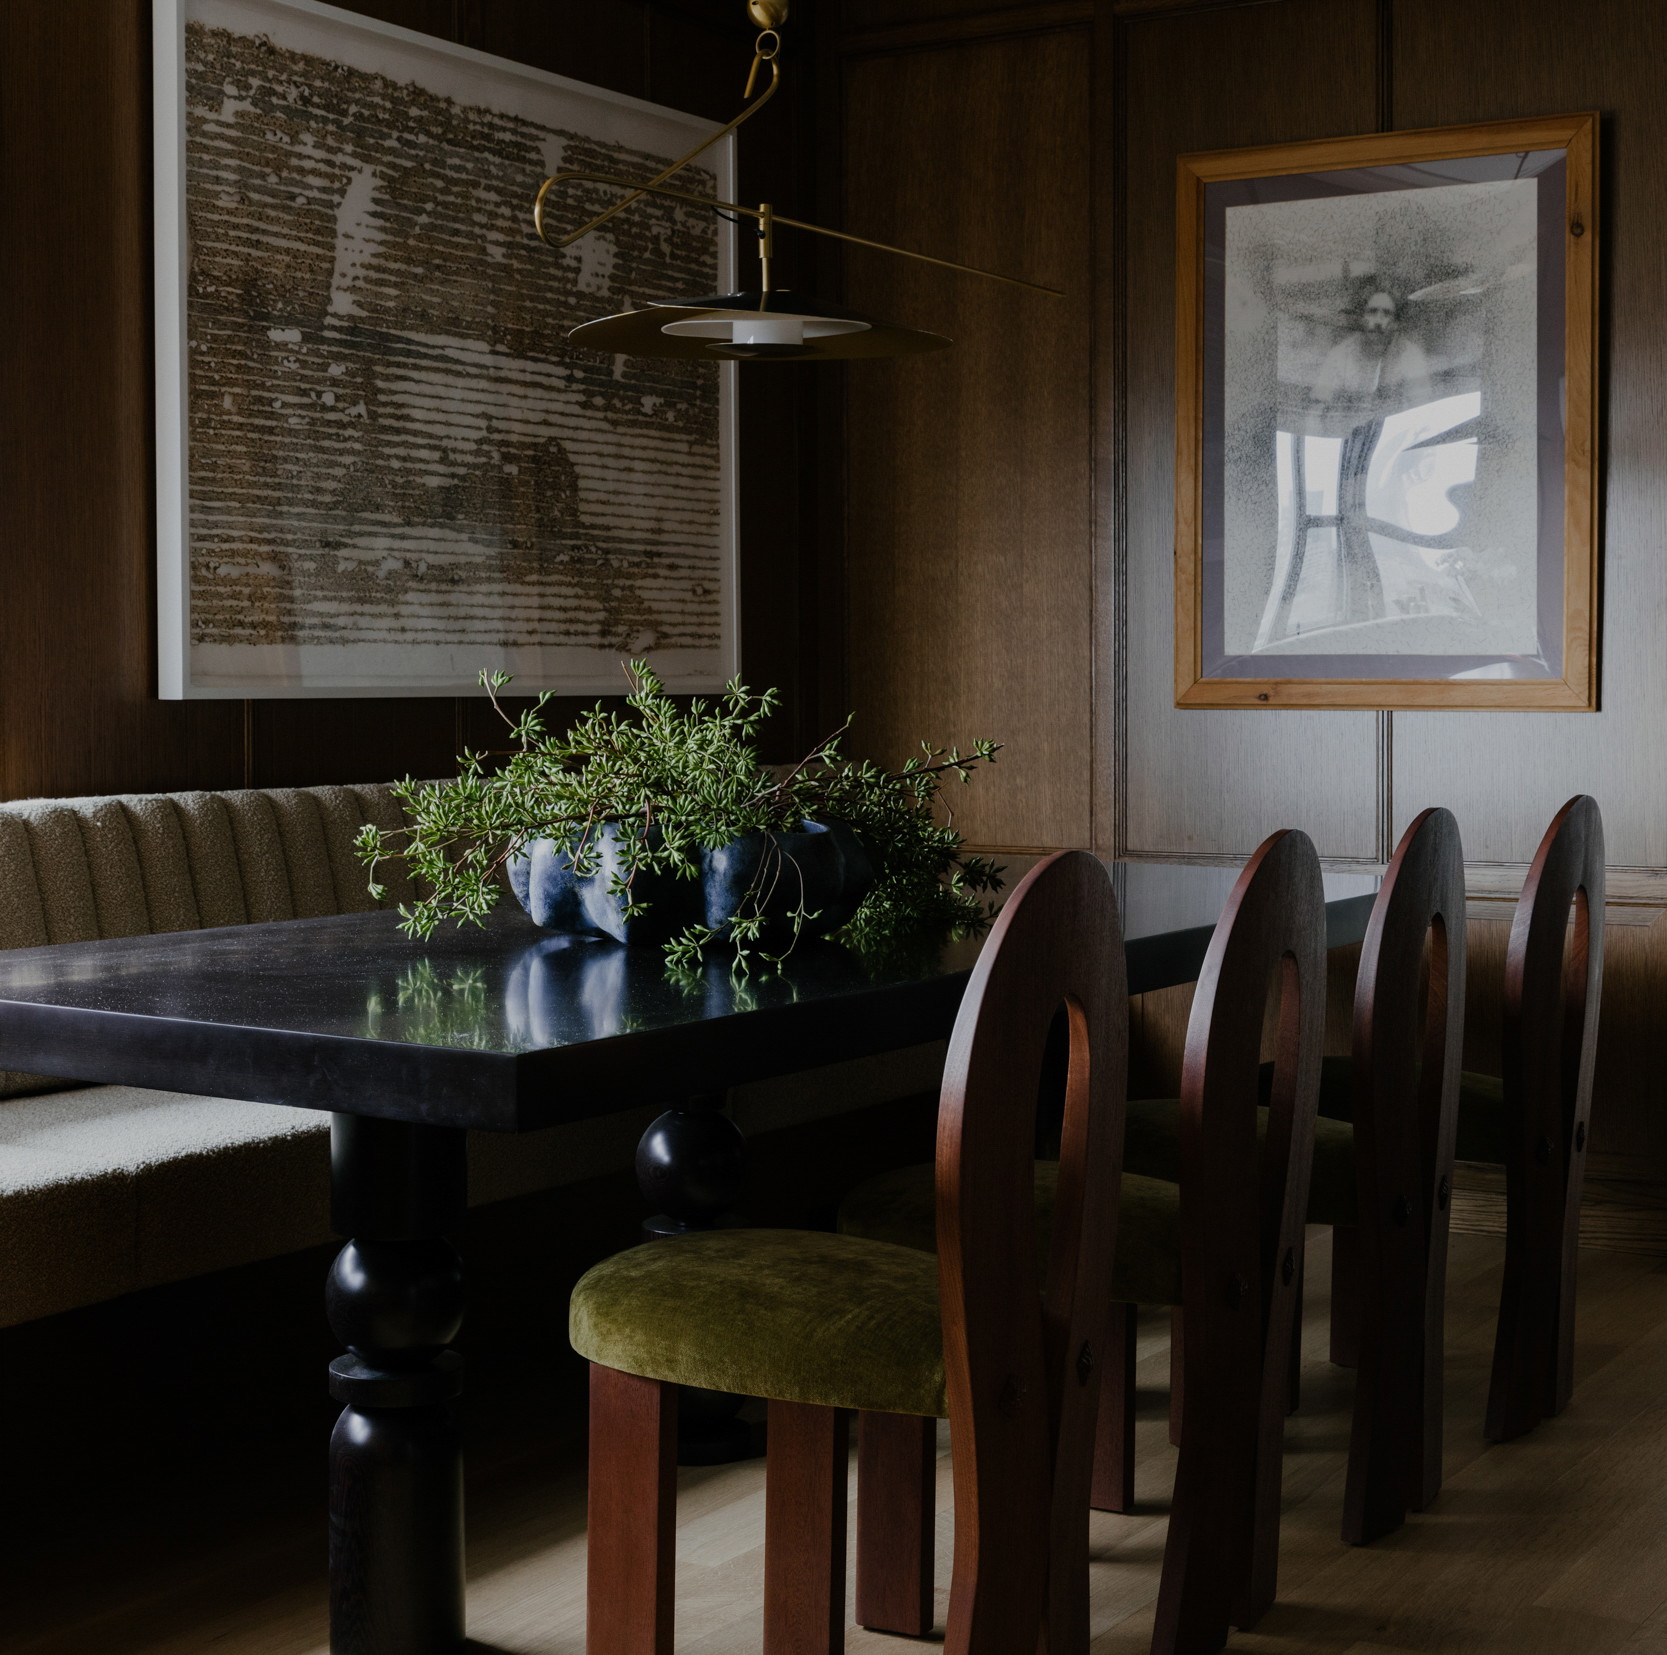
[154,0,738,700]
[1173,112,1598,712]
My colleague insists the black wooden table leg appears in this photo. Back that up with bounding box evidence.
[636,1091,755,1464]
[327,1113,468,1655]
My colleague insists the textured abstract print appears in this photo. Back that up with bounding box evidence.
[182,19,725,688]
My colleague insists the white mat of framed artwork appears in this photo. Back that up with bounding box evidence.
[155,0,737,699]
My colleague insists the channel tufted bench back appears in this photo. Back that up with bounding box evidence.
[0,783,417,1098]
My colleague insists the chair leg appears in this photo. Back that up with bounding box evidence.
[1330,1224,1362,1368]
[1554,1116,1591,1418]
[1235,1232,1304,1630]
[1151,1300,1254,1655]
[1411,1155,1455,1514]
[764,1401,850,1655]
[587,1365,677,1655]
[1168,1307,1184,1446]
[1486,1136,1566,1442]
[855,1410,935,1635]
[1287,1242,1304,1414]
[1092,1303,1139,1512]
[1341,1204,1422,1546]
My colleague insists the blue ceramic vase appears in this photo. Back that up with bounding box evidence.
[506,819,875,949]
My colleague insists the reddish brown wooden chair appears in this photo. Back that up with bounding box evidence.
[1119,812,1467,1550]
[1336,806,1466,1543]
[1144,828,1325,1652]
[569,848,1128,1655]
[1485,793,1605,1441]
[841,828,1327,1655]
[1324,796,1605,1447]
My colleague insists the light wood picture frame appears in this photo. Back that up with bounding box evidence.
[1174,112,1598,711]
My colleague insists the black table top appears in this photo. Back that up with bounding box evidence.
[0,863,1377,1133]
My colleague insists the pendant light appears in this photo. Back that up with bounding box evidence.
[531,1,1058,362]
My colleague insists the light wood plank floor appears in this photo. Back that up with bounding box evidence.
[8,1227,1667,1654]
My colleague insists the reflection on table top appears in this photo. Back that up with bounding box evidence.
[0,861,1378,1132]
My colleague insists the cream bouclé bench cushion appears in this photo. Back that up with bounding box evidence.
[0,784,946,1330]
[0,1082,677,1328]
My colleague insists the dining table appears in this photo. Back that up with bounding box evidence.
[0,858,1376,1655]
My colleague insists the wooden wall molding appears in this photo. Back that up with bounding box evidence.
[834,0,1303,63]
[1099,851,1667,914]
[1112,0,1296,16]
[1093,2,1122,863]
[838,2,1093,58]
[1466,865,1667,908]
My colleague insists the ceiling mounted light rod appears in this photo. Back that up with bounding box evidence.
[528,0,1060,360]
[533,171,1063,299]
[542,30,783,252]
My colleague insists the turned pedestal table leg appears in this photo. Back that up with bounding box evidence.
[326,1113,468,1655]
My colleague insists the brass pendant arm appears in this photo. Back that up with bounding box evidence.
[533,58,779,250]
[531,169,1064,298]
[768,210,1062,296]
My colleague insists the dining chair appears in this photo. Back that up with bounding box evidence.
[1305,796,1604,1446]
[1486,794,1605,1439]
[1335,806,1467,1541]
[1124,810,1468,1544]
[840,828,1327,1655]
[1318,806,1467,1541]
[569,848,1128,1655]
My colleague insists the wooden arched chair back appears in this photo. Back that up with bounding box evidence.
[1344,805,1466,1544]
[1154,828,1326,1654]
[936,848,1128,1655]
[1490,794,1605,1441]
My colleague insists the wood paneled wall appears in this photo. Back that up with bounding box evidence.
[841,28,1095,851]
[833,0,1667,1180]
[1117,0,1383,865]
[0,0,826,800]
[10,0,1667,1176]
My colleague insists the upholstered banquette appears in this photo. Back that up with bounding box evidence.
[0,783,440,1327]
[0,784,939,1330]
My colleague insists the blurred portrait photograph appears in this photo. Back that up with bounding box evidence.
[1175,116,1598,710]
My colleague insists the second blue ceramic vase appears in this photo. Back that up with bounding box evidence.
[507,819,874,949]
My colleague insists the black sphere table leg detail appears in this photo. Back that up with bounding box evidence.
[327,1113,468,1655]
[635,1090,748,1238]
[636,1092,756,1464]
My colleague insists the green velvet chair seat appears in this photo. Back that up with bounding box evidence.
[1256,1057,1510,1165]
[838,1165,1183,1307]
[1121,1098,1359,1226]
[569,1228,947,1418]
[1454,1072,1509,1162]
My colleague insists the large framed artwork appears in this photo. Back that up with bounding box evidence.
[1174,113,1598,710]
[154,0,737,699]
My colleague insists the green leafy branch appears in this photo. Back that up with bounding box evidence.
[355,659,1004,972]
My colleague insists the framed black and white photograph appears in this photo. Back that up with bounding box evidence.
[154,0,738,699]
[1174,113,1597,710]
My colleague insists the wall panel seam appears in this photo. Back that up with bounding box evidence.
[1374,0,1393,861]
[1114,0,1308,21]
[1109,8,1131,861]
[1377,711,1393,861]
